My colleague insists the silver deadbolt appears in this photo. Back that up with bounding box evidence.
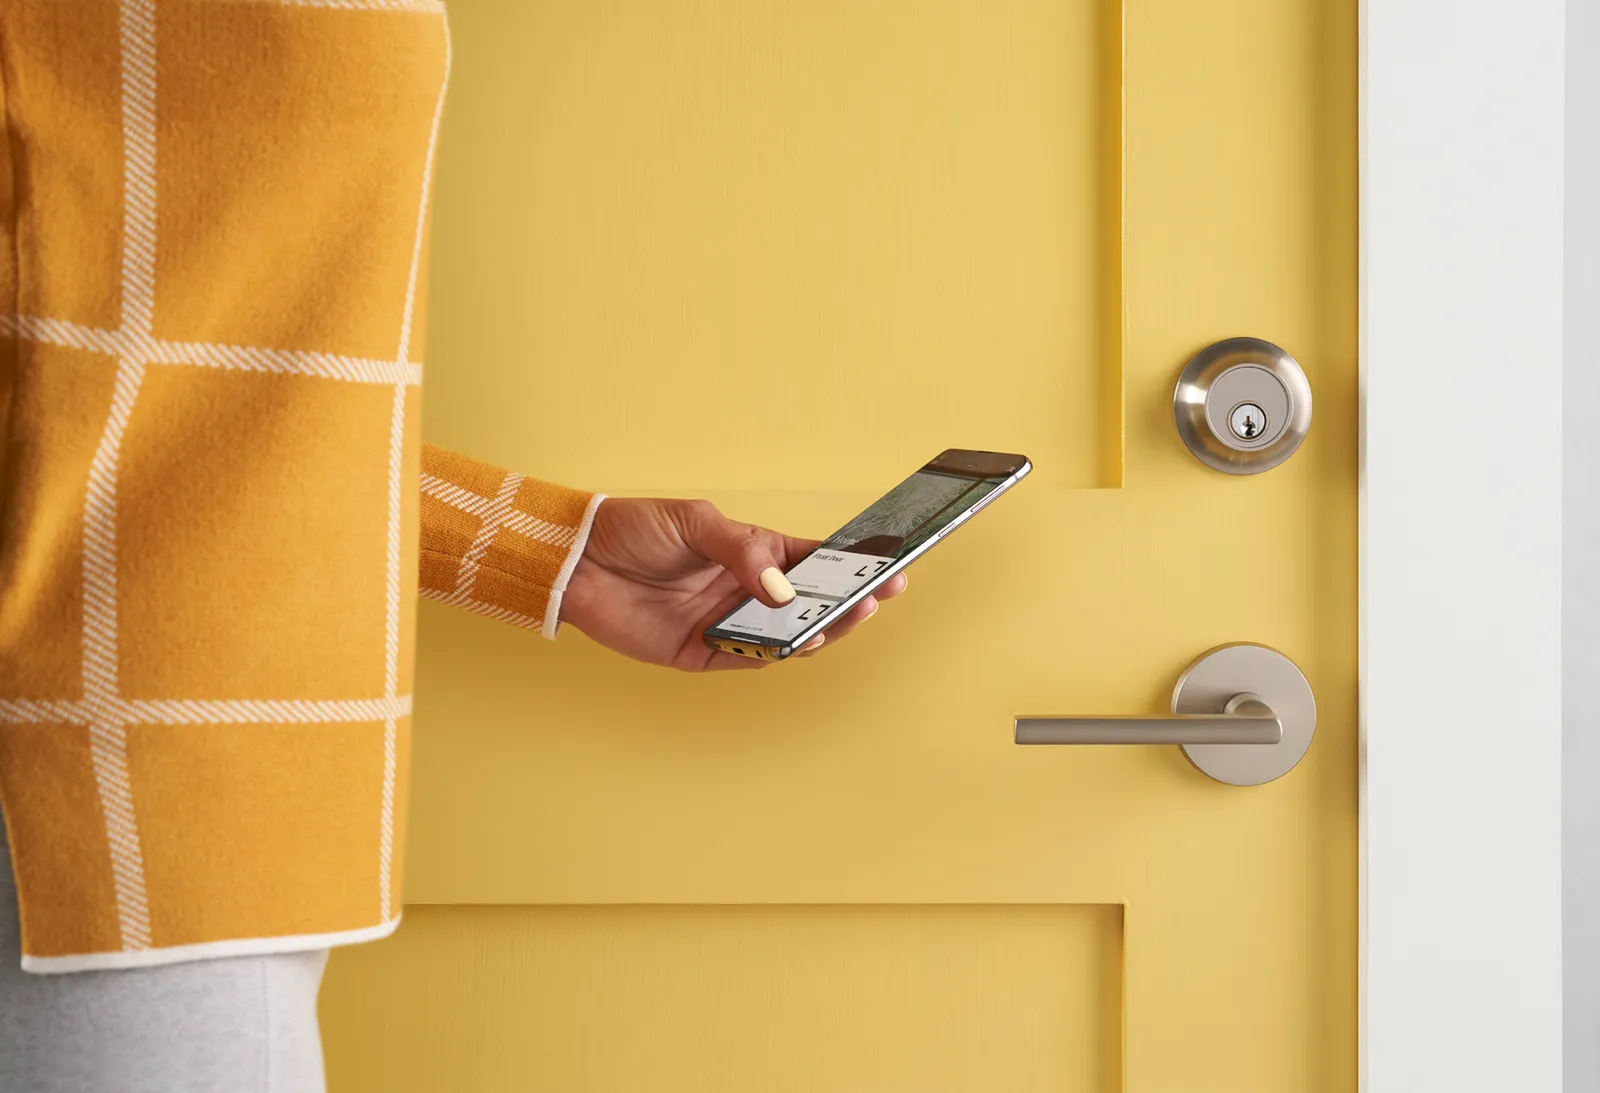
[1174,338,1312,473]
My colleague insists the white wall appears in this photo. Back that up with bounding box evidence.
[1567,0,1598,1087]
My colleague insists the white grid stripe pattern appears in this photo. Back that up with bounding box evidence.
[416,472,602,638]
[87,723,149,943]
[0,697,413,726]
[158,338,422,386]
[377,12,451,923]
[378,382,406,922]
[0,315,423,386]
[419,473,578,550]
[81,361,145,703]
[416,586,546,631]
[0,315,121,355]
[73,0,164,952]
[118,1,158,341]
[0,0,448,960]
[432,470,524,607]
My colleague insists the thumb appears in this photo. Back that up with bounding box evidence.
[675,500,797,608]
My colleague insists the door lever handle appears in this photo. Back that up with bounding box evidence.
[1016,694,1282,746]
[1013,644,1316,786]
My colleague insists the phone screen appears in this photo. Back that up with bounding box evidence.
[706,450,1029,652]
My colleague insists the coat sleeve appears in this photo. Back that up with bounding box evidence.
[418,443,605,638]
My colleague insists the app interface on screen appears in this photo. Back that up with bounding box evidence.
[713,460,1012,644]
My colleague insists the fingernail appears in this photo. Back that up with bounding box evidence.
[760,567,795,604]
[862,597,879,617]
[803,635,826,651]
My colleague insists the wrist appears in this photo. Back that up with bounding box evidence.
[559,555,598,632]
[553,494,608,635]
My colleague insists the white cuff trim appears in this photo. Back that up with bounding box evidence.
[19,914,402,975]
[541,492,606,640]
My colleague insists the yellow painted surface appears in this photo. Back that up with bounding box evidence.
[418,0,1121,492]
[322,0,1357,1089]
[322,904,1122,1092]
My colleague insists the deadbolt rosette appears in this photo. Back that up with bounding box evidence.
[1173,337,1312,474]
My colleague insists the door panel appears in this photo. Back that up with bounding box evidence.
[416,0,1122,491]
[322,0,1357,1089]
[324,904,1121,1092]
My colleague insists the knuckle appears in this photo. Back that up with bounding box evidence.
[682,498,720,522]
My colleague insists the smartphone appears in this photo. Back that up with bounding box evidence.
[703,448,1031,661]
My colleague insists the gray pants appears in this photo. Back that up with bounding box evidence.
[0,830,330,1093]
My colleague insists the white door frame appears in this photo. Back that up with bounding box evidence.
[1361,1,1565,1089]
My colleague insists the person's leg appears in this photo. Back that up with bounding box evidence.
[0,830,330,1093]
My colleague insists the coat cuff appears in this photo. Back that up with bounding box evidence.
[417,444,603,639]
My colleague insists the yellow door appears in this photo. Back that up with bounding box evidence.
[321,0,1355,1089]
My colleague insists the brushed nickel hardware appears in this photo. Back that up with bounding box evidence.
[1015,643,1316,785]
[1174,338,1312,474]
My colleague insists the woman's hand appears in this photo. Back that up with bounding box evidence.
[560,498,907,671]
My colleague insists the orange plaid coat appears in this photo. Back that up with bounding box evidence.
[0,0,599,971]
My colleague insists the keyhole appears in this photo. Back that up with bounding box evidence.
[1229,402,1266,441]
